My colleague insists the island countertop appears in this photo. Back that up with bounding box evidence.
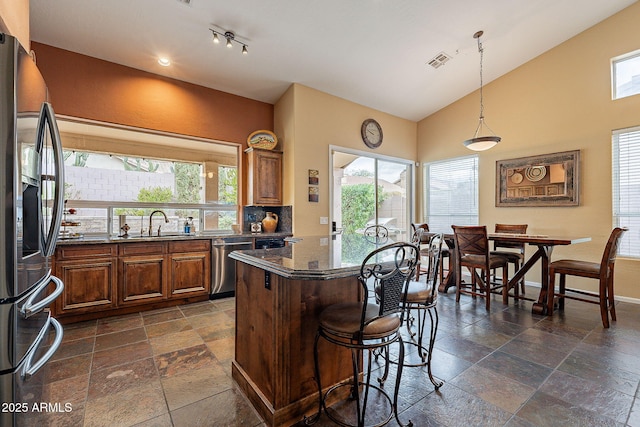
[229,233,405,280]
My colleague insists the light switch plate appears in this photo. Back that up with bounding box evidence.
[320,217,328,224]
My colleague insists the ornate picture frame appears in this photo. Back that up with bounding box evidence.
[496,150,580,207]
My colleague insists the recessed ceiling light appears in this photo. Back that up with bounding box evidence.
[158,57,171,67]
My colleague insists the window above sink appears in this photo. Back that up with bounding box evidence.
[54,116,241,238]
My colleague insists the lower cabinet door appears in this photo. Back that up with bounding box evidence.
[55,258,117,314]
[170,252,211,297]
[118,255,168,304]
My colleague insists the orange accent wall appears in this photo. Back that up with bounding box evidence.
[31,42,273,145]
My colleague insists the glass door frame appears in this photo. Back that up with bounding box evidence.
[329,145,416,235]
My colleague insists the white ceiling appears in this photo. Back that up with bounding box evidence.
[29,0,636,122]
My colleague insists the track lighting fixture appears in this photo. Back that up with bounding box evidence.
[209,28,248,55]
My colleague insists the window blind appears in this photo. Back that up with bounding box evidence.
[424,155,478,233]
[612,126,640,257]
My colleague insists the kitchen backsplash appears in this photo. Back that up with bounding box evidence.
[243,206,292,233]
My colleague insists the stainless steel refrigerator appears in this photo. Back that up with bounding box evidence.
[0,33,65,426]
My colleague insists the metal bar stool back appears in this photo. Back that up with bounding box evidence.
[306,242,418,427]
[402,233,444,389]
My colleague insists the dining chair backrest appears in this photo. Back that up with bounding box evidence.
[494,223,528,252]
[359,242,419,320]
[600,227,627,276]
[452,225,490,258]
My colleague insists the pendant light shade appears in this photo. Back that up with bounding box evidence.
[463,31,501,151]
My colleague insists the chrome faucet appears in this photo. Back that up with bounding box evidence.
[149,210,169,236]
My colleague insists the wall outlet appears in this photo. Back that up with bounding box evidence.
[320,217,328,225]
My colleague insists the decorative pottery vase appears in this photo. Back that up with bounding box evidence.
[262,212,279,233]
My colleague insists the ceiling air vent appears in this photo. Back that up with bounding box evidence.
[427,52,452,69]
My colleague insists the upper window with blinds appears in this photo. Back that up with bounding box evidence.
[423,155,478,233]
[612,126,640,258]
[612,50,640,100]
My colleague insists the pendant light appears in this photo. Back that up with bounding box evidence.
[463,30,501,151]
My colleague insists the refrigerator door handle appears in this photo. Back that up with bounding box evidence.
[21,315,63,380]
[20,273,64,318]
[39,102,65,257]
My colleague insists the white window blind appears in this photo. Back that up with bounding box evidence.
[424,155,478,233]
[612,126,640,257]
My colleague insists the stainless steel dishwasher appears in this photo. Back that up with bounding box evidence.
[211,237,254,299]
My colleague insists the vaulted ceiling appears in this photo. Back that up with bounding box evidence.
[30,0,637,121]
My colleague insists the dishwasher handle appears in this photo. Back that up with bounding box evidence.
[213,241,254,247]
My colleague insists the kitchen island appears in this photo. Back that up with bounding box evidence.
[229,234,402,427]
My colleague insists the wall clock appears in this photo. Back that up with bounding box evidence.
[361,119,383,149]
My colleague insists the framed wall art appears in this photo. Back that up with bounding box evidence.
[496,150,580,207]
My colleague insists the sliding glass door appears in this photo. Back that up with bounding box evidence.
[331,147,413,236]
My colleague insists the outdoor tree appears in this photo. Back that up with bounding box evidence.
[341,184,388,234]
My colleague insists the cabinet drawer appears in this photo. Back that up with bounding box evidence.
[169,240,211,253]
[56,244,117,260]
[119,242,166,256]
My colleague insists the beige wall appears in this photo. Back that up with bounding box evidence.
[0,0,29,48]
[274,84,417,235]
[418,2,640,299]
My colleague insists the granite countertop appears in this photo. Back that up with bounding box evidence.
[229,233,407,280]
[56,232,292,245]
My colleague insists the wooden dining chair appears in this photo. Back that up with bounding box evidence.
[491,223,528,295]
[547,227,627,328]
[452,225,509,310]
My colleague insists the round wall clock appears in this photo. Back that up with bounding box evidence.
[361,119,383,149]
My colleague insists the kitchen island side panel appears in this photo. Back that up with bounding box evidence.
[233,261,359,426]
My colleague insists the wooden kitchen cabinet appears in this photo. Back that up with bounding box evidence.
[53,239,213,322]
[54,244,117,315]
[118,242,167,305]
[246,147,282,205]
[169,240,211,298]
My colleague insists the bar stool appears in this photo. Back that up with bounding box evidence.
[306,242,418,427]
[410,223,450,284]
[401,233,444,390]
[363,224,389,244]
[452,225,509,310]
[548,227,627,328]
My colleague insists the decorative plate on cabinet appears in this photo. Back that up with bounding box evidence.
[247,130,277,150]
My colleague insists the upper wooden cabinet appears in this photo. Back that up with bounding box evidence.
[246,148,282,206]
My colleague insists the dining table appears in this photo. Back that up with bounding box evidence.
[433,232,591,315]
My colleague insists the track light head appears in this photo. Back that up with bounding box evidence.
[225,31,234,48]
[209,27,248,55]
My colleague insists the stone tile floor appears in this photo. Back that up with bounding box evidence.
[23,288,640,426]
